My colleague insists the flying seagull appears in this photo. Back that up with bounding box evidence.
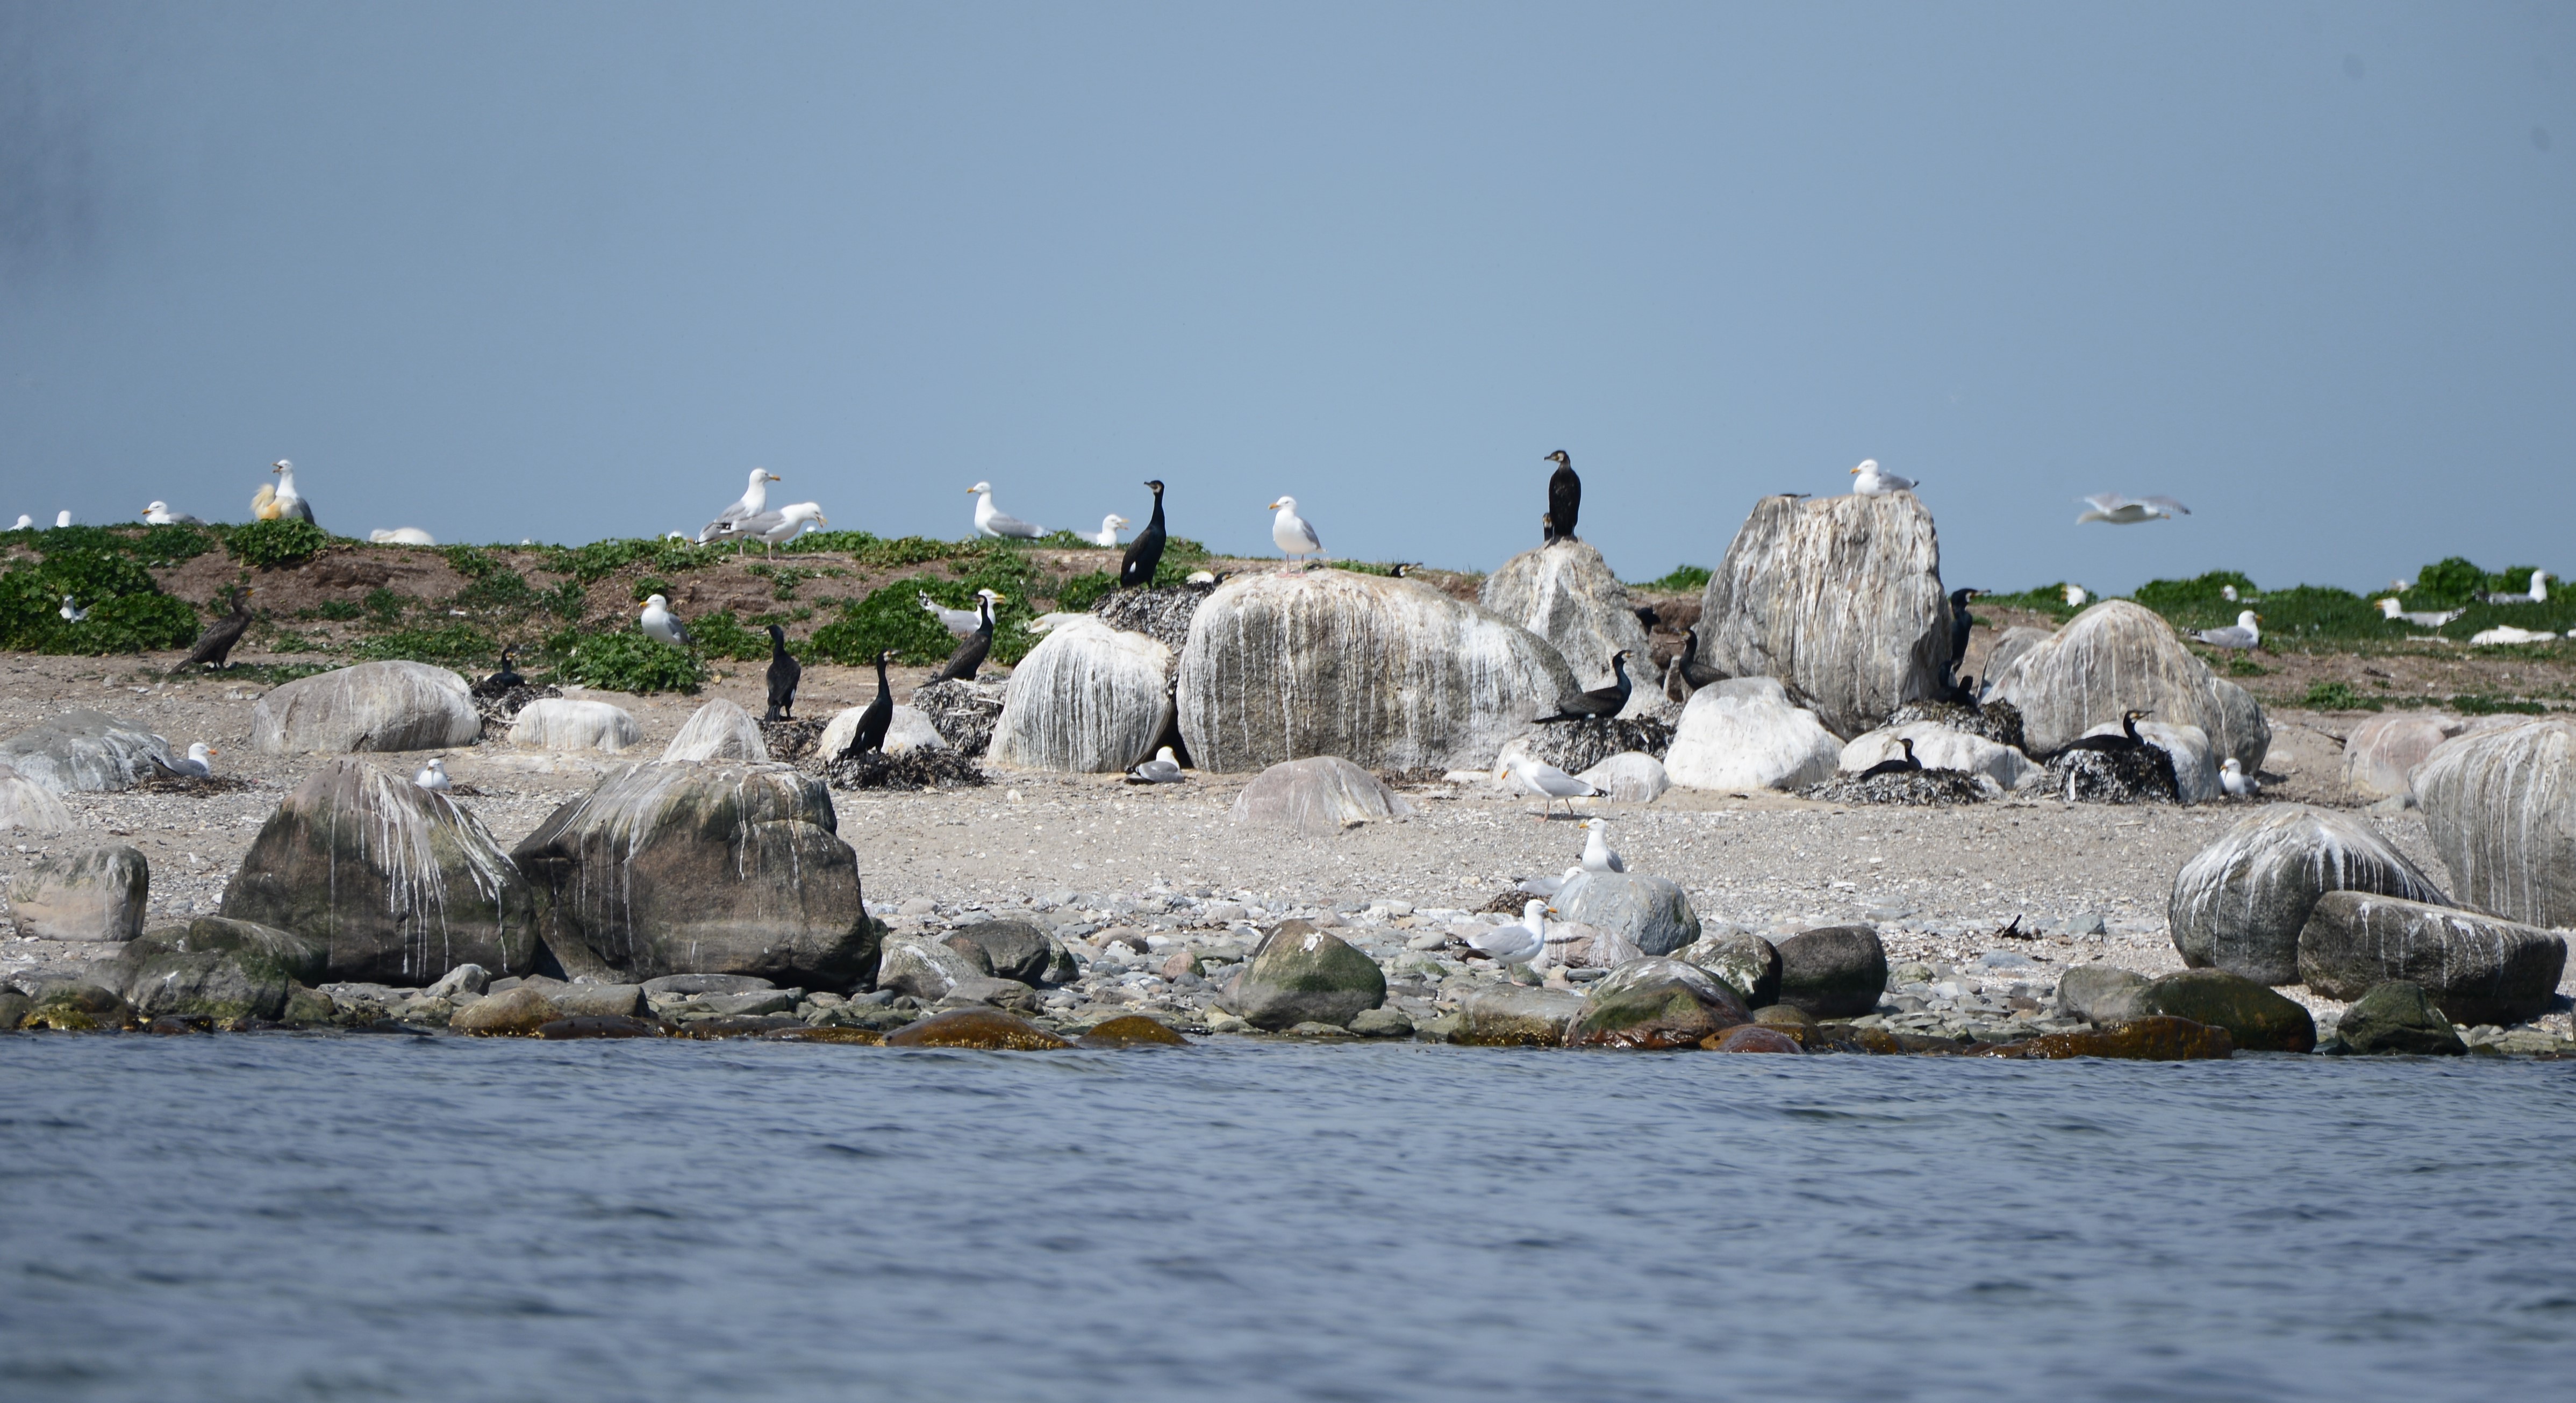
[2077,494,2190,525]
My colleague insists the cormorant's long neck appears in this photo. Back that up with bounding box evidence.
[1147,489,1165,531]
[875,658,890,696]
[1611,654,1629,692]
[2123,714,2141,743]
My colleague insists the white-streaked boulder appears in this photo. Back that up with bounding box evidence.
[2412,718,2576,929]
[1478,540,1655,712]
[660,697,769,763]
[251,662,481,755]
[1229,756,1416,836]
[0,762,73,833]
[1663,677,1842,792]
[989,617,1173,773]
[820,703,950,760]
[2167,803,2452,986]
[1695,493,1952,738]
[1578,751,1670,803]
[507,698,641,753]
[1985,600,2270,771]
[0,708,174,792]
[1838,722,2041,791]
[2339,712,2521,800]
[1177,570,1579,773]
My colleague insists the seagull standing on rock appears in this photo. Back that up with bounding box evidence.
[1462,901,1550,971]
[414,758,452,791]
[1580,817,1625,873]
[640,594,693,648]
[1269,496,1322,563]
[1497,754,1600,820]
[1849,460,1916,495]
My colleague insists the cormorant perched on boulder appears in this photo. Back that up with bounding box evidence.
[849,650,894,756]
[1544,450,1581,543]
[932,592,998,683]
[764,625,801,721]
[1120,479,1167,588]
[171,586,253,674]
[1539,650,1632,723]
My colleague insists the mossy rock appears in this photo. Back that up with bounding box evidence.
[884,1007,1070,1050]
[2134,969,2316,1053]
[1077,1015,1190,1048]
[1971,1015,2235,1061]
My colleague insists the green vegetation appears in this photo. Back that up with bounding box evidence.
[363,588,406,627]
[307,599,362,622]
[2131,570,2255,611]
[0,534,204,655]
[687,610,781,662]
[1631,564,1712,593]
[224,518,333,569]
[2301,680,2376,711]
[352,624,497,668]
[778,531,968,568]
[546,628,706,693]
[1977,584,2088,622]
[1055,570,1117,613]
[546,536,713,585]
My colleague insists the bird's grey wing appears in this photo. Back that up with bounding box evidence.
[1606,854,1626,873]
[1297,521,1322,551]
[988,511,1041,536]
[733,510,786,536]
[2141,496,2191,516]
[2081,494,2129,512]
[174,513,206,526]
[284,499,314,523]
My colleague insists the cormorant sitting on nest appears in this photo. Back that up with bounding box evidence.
[849,650,895,756]
[171,586,253,674]
[1856,736,1924,779]
[471,646,524,699]
[2058,709,2153,756]
[932,592,999,682]
[1120,479,1166,588]
[1544,450,1581,543]
[764,626,801,721]
[1539,650,1631,723]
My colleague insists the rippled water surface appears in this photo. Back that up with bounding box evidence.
[3,1037,2571,1401]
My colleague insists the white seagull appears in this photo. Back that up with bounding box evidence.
[2377,597,2464,628]
[10,515,29,530]
[699,469,781,543]
[2193,610,2263,650]
[153,742,217,779]
[2479,570,2550,605]
[640,593,693,648]
[2063,584,2088,607]
[1126,746,1186,784]
[1461,900,1550,970]
[2076,493,2191,525]
[1091,514,1129,548]
[922,587,1005,635]
[54,510,71,528]
[268,461,314,522]
[969,482,1046,539]
[58,596,86,622]
[141,502,206,526]
[733,502,827,554]
[370,528,437,545]
[414,757,452,791]
[1496,754,1600,820]
[1580,817,1626,873]
[2219,757,2259,797]
[1269,496,1322,562]
[1849,460,1916,495]
[2471,625,2556,646]
[1515,865,1583,898]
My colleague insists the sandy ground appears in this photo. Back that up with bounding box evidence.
[5,651,2568,1021]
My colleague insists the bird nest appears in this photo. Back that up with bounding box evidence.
[1800,769,1995,806]
[1514,716,1677,775]
[815,748,988,791]
[2042,747,2179,804]
[1475,889,1536,915]
[134,771,259,796]
[1883,697,2027,753]
[759,718,826,763]
[473,684,561,737]
[907,680,1006,758]
[1090,585,1210,654]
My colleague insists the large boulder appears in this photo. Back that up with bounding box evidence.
[1984,601,2269,771]
[2333,982,2468,1056]
[116,917,326,1023]
[1447,984,1586,1046]
[944,919,1075,986]
[220,760,541,985]
[9,846,148,941]
[251,662,481,754]
[2169,804,2451,986]
[1564,956,1752,1049]
[1177,570,1579,773]
[2055,964,2150,1024]
[1222,919,1387,1030]
[2296,892,2567,1027]
[511,762,876,990]
[2341,712,2459,799]
[661,698,769,763]
[0,763,73,833]
[1694,492,1951,738]
[1578,751,1670,803]
[2131,969,2316,1053]
[989,617,1172,773]
[875,935,992,1003]
[0,709,171,792]
[1772,925,1887,1018]
[1550,870,1700,956]
[509,698,641,753]
[1675,930,1780,1006]
[1478,540,1655,705]
[1228,757,1416,837]
[2411,719,2576,929]
[1975,627,2053,696]
[1838,722,2041,791]
[1664,678,1841,792]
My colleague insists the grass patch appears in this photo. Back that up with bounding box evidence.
[352,624,496,668]
[0,545,203,654]
[2301,680,2379,711]
[363,587,406,627]
[688,610,776,662]
[224,519,333,569]
[545,628,706,694]
[307,599,362,622]
[1630,564,1711,593]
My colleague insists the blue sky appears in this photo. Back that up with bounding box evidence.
[1,2,2568,595]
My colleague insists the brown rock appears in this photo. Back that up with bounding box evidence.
[535,1015,664,1039]
[762,1025,887,1044]
[1077,1015,1191,1048]
[1971,1015,2235,1061]
[1707,1025,1804,1053]
[883,1007,1072,1050]
[1565,956,1752,1049]
[449,984,555,1036]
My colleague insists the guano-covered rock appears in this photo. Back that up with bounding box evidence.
[2169,804,2451,986]
[2410,718,2576,929]
[989,617,1173,773]
[1478,540,1655,707]
[251,662,482,755]
[1984,600,2269,771]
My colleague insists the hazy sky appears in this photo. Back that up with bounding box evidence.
[2,3,2568,595]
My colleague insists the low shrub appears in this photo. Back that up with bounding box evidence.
[687,610,776,662]
[224,518,332,569]
[1632,564,1712,593]
[2133,570,2257,611]
[1055,570,1117,613]
[2301,680,2377,711]
[353,624,497,668]
[546,628,706,694]
[807,582,968,667]
[0,549,203,654]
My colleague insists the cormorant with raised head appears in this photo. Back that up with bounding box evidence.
[1120,480,1167,588]
[471,646,524,699]
[1544,450,1580,543]
[933,592,1000,682]
[2058,709,2152,756]
[1539,650,1632,723]
[1856,737,1924,779]
[850,650,895,756]
[764,625,801,721]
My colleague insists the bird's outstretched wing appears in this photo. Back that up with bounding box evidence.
[2140,496,2190,516]
[2080,494,2131,513]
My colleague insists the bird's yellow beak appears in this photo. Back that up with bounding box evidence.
[966,486,978,493]
[1848,466,1860,474]
[1266,499,1282,510]
[206,748,219,757]
[768,473,781,481]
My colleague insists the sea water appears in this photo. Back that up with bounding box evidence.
[2,1037,2571,1401]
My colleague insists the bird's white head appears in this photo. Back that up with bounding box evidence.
[782,502,826,525]
[969,481,993,495]
[2238,610,2261,629]
[1156,746,1177,763]
[271,459,291,474]
[1270,496,1298,513]
[1584,817,1606,833]
[750,468,779,486]
[644,593,670,611]
[145,501,167,515]
[2221,757,2243,774]
[975,587,1006,603]
[1522,899,1549,925]
[190,742,215,761]
[54,511,70,527]
[1104,514,1128,529]
[1850,460,1875,475]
